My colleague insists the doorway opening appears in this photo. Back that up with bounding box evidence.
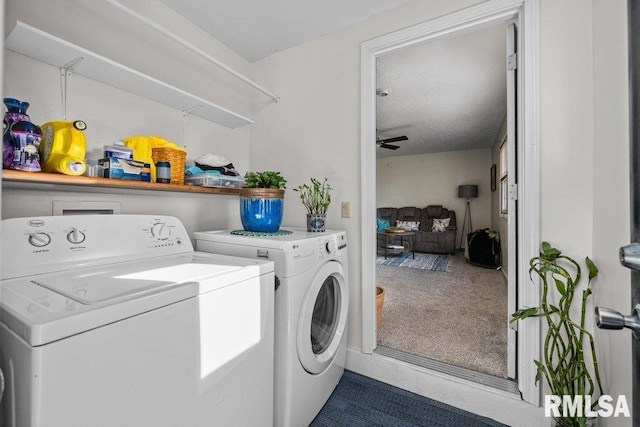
[360,0,541,405]
[374,22,512,383]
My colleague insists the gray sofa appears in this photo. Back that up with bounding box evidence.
[377,205,457,255]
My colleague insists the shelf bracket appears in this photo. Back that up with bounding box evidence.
[181,105,204,147]
[183,105,204,117]
[60,56,84,120]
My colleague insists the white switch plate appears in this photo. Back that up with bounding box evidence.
[341,201,351,218]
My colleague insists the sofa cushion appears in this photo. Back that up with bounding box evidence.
[431,217,450,232]
[376,217,391,231]
[396,220,420,231]
[377,208,397,225]
[425,205,444,218]
[397,207,421,221]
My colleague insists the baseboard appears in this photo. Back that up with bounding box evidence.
[345,348,548,427]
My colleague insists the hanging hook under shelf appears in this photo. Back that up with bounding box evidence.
[60,56,84,120]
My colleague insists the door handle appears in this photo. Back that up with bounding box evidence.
[620,242,640,272]
[595,305,640,339]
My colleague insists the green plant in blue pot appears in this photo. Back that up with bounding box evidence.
[239,171,287,233]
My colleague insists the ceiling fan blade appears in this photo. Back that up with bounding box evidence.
[380,135,408,143]
[380,143,400,150]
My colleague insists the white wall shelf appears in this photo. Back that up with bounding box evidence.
[5,21,254,129]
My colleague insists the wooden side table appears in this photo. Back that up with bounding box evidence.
[378,231,416,259]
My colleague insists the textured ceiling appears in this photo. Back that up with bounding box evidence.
[376,23,508,158]
[157,0,413,62]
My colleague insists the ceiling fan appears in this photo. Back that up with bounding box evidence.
[376,135,408,150]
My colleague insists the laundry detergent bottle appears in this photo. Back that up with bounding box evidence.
[39,120,87,176]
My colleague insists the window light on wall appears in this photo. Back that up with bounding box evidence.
[500,138,508,215]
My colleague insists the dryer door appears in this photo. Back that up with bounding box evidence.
[297,261,348,374]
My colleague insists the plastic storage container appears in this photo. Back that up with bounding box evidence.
[156,161,171,183]
[185,174,244,188]
[40,120,87,176]
[103,142,133,160]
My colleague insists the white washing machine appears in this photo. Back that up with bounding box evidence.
[0,215,275,427]
[194,229,349,427]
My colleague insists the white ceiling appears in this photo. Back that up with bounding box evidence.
[156,0,413,62]
[155,1,507,158]
[376,24,508,158]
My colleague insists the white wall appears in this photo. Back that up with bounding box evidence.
[250,0,632,424]
[1,0,633,425]
[540,1,631,425]
[2,0,252,238]
[250,0,485,356]
[376,148,492,246]
[591,1,632,425]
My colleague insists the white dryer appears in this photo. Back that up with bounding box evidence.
[194,229,349,427]
[0,215,275,427]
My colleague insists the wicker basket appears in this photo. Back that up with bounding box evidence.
[151,147,186,185]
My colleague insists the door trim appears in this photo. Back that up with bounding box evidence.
[360,0,540,405]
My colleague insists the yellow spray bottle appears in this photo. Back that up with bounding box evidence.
[39,120,87,176]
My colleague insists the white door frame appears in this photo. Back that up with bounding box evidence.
[506,21,517,380]
[360,0,541,405]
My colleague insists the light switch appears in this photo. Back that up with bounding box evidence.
[341,202,351,218]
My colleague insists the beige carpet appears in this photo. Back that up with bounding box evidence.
[376,252,508,378]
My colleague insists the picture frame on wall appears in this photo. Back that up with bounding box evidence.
[490,164,497,192]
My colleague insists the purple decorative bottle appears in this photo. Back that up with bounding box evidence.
[4,98,30,169]
[3,98,42,171]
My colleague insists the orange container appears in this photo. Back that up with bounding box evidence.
[376,286,385,328]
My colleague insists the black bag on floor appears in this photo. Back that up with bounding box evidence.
[466,229,501,268]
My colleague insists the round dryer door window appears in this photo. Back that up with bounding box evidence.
[311,276,339,354]
[297,261,348,374]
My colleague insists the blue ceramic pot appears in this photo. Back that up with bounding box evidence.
[239,188,285,233]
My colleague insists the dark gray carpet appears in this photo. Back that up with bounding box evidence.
[310,370,507,426]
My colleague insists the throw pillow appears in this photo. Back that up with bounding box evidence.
[432,218,450,232]
[377,218,391,231]
[396,220,420,231]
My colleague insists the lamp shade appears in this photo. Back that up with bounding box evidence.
[458,184,478,199]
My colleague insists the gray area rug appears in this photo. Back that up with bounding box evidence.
[376,252,508,378]
[376,252,450,271]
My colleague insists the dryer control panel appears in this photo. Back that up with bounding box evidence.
[322,233,347,255]
[2,215,193,279]
[284,231,347,277]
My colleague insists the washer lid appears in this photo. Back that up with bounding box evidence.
[1,252,273,346]
[32,255,243,305]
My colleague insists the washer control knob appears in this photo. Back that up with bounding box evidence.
[325,239,337,254]
[66,228,86,244]
[151,222,171,239]
[28,232,51,247]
